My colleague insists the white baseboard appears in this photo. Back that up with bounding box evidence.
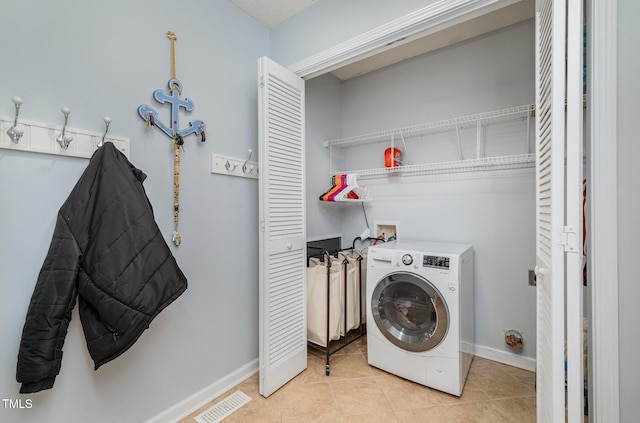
[474,344,536,372]
[144,359,259,423]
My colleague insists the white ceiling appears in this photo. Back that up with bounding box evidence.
[229,0,318,28]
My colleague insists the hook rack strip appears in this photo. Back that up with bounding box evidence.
[0,114,130,159]
[210,152,258,180]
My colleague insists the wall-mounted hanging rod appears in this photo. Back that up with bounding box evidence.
[6,96,24,144]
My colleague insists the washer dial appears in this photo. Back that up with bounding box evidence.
[401,254,413,265]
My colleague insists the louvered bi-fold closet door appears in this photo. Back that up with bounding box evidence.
[535,0,567,421]
[258,56,306,398]
[564,0,585,421]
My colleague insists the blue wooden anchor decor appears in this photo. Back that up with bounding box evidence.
[137,78,206,142]
[138,31,205,247]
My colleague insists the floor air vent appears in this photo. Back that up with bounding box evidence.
[194,390,251,423]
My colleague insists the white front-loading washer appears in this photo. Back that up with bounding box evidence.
[366,240,474,396]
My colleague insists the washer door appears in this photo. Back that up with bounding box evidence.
[371,271,449,352]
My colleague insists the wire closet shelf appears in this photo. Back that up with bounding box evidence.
[325,104,536,178]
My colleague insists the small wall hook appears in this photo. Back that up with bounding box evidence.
[242,149,254,174]
[6,96,24,144]
[56,106,73,150]
[145,111,155,128]
[225,159,237,172]
[197,121,206,142]
[97,116,111,148]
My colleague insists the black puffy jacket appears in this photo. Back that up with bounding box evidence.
[16,142,187,394]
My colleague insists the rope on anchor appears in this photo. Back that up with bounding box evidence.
[167,31,182,94]
[168,30,182,246]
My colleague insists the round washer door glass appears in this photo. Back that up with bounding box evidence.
[371,271,449,352]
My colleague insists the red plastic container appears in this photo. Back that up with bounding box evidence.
[384,147,402,168]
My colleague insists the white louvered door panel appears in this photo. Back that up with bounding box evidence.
[565,0,585,421]
[535,0,566,422]
[258,56,306,398]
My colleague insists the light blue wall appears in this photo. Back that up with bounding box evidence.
[617,0,640,420]
[0,1,268,422]
[306,20,537,361]
[270,0,440,66]
[305,73,344,240]
[339,20,536,134]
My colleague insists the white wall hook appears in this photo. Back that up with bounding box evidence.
[242,149,254,174]
[97,116,111,148]
[56,106,73,150]
[6,96,24,144]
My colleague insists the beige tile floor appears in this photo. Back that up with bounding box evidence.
[180,336,537,423]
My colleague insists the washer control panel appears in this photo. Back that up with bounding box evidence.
[423,255,450,269]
